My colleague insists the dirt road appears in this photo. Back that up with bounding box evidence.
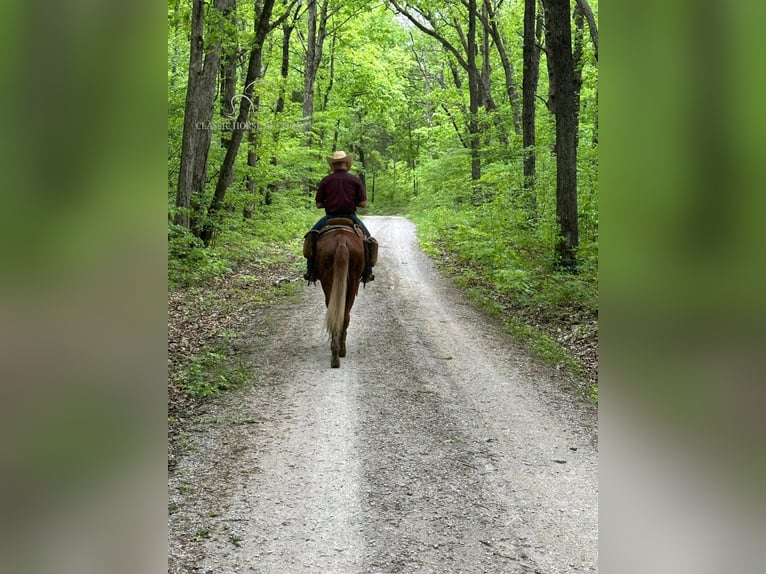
[168,216,598,573]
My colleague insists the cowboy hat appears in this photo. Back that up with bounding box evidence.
[326,150,354,168]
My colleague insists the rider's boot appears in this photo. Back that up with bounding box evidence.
[303,230,319,281]
[362,236,378,284]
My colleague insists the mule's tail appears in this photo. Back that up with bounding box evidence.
[326,243,349,338]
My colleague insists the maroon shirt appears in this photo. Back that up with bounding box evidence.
[316,169,367,214]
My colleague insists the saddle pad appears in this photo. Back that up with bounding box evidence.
[325,217,355,227]
[319,224,365,240]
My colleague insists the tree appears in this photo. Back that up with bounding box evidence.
[302,0,339,141]
[174,0,236,230]
[199,0,298,245]
[174,0,205,228]
[574,0,598,147]
[522,0,543,205]
[477,0,521,136]
[542,0,578,268]
[390,0,484,181]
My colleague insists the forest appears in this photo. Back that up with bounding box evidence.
[167,0,599,399]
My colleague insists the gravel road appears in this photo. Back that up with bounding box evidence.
[168,216,598,574]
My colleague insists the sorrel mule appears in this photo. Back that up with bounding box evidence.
[315,227,365,367]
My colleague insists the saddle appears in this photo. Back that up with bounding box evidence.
[319,217,366,240]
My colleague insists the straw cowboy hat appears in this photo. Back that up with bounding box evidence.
[326,150,354,168]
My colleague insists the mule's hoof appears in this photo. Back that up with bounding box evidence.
[339,348,346,358]
[331,358,340,368]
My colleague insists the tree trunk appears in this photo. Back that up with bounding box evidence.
[481,0,521,136]
[573,0,598,147]
[190,48,221,206]
[592,88,598,147]
[522,0,543,206]
[354,145,366,187]
[302,0,334,142]
[302,0,318,137]
[542,0,579,268]
[246,92,263,219]
[575,0,598,63]
[265,16,298,201]
[174,0,205,228]
[480,2,491,110]
[573,2,585,149]
[454,18,498,115]
[175,0,234,231]
[320,33,337,113]
[219,0,238,150]
[467,0,481,182]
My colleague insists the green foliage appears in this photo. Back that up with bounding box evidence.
[504,316,584,377]
[177,345,250,398]
[168,223,233,288]
[168,188,317,289]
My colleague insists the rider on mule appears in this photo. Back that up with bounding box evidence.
[303,150,378,284]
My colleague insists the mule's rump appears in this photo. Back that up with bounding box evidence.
[315,231,365,367]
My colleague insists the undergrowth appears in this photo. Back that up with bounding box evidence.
[172,343,251,399]
[169,193,316,290]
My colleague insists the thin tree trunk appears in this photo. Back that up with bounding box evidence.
[193,0,235,209]
[320,32,337,112]
[219,0,238,150]
[467,0,481,182]
[575,0,598,63]
[302,0,334,142]
[265,15,298,200]
[303,0,318,137]
[592,88,598,146]
[170,0,182,82]
[542,0,579,268]
[573,2,585,149]
[480,0,521,136]
[480,2,491,110]
[573,0,598,146]
[246,91,264,218]
[522,0,542,209]
[454,17,498,114]
[409,34,433,124]
[354,145,366,187]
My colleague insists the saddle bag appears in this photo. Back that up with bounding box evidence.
[364,237,378,267]
[303,230,318,258]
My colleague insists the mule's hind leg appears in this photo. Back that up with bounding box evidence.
[331,334,341,368]
[339,298,353,357]
[339,329,347,358]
